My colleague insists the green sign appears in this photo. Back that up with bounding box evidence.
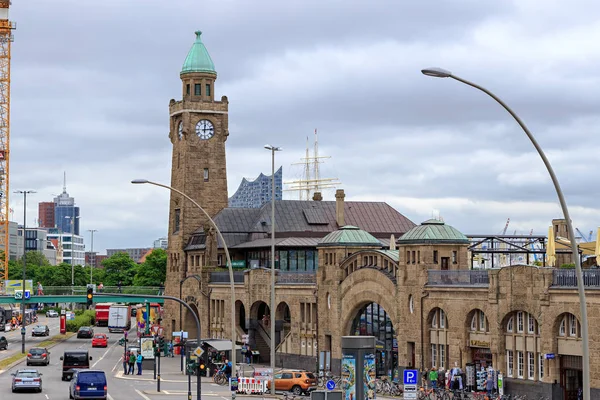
[231,260,246,269]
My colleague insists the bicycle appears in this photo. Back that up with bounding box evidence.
[213,370,228,386]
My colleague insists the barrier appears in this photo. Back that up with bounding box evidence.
[233,377,269,394]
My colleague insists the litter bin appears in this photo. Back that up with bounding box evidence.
[311,390,343,400]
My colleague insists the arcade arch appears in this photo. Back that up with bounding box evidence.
[235,300,246,331]
[555,313,583,400]
[184,303,200,338]
[465,309,492,369]
[428,307,448,369]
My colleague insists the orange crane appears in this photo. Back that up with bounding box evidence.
[0,0,14,281]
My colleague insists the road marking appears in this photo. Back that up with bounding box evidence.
[108,394,115,400]
[135,389,151,400]
[45,395,49,399]
[92,341,117,368]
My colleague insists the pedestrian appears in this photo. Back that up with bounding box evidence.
[36,282,43,296]
[245,346,252,364]
[128,351,136,374]
[421,368,428,389]
[117,281,122,293]
[136,351,143,375]
[168,341,174,357]
[98,282,104,293]
[221,358,232,379]
[486,373,494,397]
[429,367,438,389]
[123,351,130,375]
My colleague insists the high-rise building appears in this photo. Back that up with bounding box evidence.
[228,167,283,208]
[153,237,168,249]
[38,202,55,228]
[54,174,80,235]
[47,229,85,266]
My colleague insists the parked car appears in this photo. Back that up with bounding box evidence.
[0,335,7,350]
[77,326,94,339]
[45,310,59,318]
[68,369,107,400]
[91,333,108,348]
[11,369,43,393]
[60,350,92,381]
[31,325,50,337]
[27,347,50,366]
[267,370,317,395]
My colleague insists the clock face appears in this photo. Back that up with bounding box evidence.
[196,119,214,140]
[178,121,183,140]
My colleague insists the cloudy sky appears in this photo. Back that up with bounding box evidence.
[8,0,600,253]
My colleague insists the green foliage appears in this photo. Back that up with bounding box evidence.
[66,310,96,332]
[560,263,576,269]
[101,252,138,286]
[532,260,543,267]
[134,249,166,286]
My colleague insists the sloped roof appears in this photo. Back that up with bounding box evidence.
[318,226,382,247]
[399,219,469,244]
[181,31,216,74]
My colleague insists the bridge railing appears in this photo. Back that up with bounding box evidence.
[41,286,163,296]
[427,270,489,287]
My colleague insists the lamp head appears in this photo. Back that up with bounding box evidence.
[131,179,149,184]
[421,67,452,78]
[264,145,283,151]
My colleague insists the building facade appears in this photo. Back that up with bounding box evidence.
[16,227,57,265]
[54,184,80,235]
[162,32,595,400]
[46,232,85,266]
[154,237,168,250]
[228,167,283,208]
[106,248,152,263]
[38,202,55,229]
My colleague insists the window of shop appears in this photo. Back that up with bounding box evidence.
[440,344,446,369]
[539,353,544,379]
[517,351,524,378]
[507,350,514,377]
[528,352,535,380]
[430,308,448,369]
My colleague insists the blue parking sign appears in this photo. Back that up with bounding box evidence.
[403,369,418,385]
[24,290,31,300]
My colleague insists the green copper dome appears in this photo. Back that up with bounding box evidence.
[398,219,469,245]
[318,225,382,248]
[181,31,216,74]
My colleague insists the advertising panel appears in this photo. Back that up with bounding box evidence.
[342,354,356,400]
[4,280,33,294]
[140,336,155,359]
[363,353,376,399]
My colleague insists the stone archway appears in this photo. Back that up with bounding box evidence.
[184,303,200,339]
[276,302,291,346]
[250,300,270,322]
[249,300,271,363]
[348,302,397,378]
[236,300,247,332]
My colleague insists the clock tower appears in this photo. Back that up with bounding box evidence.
[164,31,229,334]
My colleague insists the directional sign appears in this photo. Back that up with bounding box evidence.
[403,369,418,385]
[326,380,336,390]
[14,290,22,300]
[24,290,31,300]
[404,384,417,399]
[193,346,204,358]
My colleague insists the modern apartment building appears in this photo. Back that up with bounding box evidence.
[16,227,58,265]
[153,237,168,249]
[106,248,151,263]
[46,231,85,266]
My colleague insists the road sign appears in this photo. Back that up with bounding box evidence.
[24,290,30,300]
[326,380,336,390]
[20,327,25,335]
[193,346,204,358]
[403,369,418,385]
[403,384,417,399]
[14,290,22,300]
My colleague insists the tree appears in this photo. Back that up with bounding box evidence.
[101,252,137,286]
[134,249,167,287]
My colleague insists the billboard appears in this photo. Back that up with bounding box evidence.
[4,280,33,294]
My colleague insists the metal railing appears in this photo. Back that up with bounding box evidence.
[209,271,245,284]
[40,286,163,295]
[276,271,316,285]
[552,269,600,288]
[427,270,489,287]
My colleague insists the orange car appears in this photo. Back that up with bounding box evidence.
[267,370,317,396]
[91,333,108,348]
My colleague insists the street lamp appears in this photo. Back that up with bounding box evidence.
[88,229,98,284]
[132,179,237,396]
[15,189,35,354]
[179,273,201,398]
[264,144,282,394]
[422,67,591,400]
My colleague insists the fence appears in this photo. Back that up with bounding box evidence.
[209,271,245,284]
[41,286,162,295]
[552,269,600,288]
[276,271,317,285]
[427,270,489,287]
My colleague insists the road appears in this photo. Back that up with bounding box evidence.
[0,316,240,399]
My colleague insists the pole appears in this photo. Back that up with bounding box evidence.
[88,229,97,284]
[188,361,192,400]
[132,179,235,398]
[157,349,161,392]
[269,146,276,395]
[145,302,150,335]
[427,71,591,400]
[180,279,183,372]
[21,191,27,354]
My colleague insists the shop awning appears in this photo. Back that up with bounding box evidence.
[204,340,242,352]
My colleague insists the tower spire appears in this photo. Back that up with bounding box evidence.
[63,171,67,193]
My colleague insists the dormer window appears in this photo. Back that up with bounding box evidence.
[194,84,201,96]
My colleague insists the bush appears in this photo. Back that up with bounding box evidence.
[560,263,576,269]
[66,310,96,332]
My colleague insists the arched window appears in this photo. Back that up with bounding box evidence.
[504,311,540,381]
[558,313,581,338]
[430,308,448,369]
[470,310,488,333]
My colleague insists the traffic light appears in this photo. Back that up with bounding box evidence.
[86,287,94,308]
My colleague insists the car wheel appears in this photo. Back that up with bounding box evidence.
[69,388,73,399]
[292,385,302,396]
[11,387,15,393]
[26,362,30,366]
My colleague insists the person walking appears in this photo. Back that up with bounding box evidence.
[429,367,438,389]
[98,282,104,293]
[36,282,43,296]
[128,351,136,375]
[117,281,123,293]
[486,373,494,397]
[122,351,130,375]
[136,351,143,375]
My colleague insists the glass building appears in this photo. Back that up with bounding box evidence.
[229,167,282,208]
[54,187,80,235]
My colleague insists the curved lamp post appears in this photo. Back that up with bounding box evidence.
[180,274,201,373]
[422,67,590,400]
[131,179,237,394]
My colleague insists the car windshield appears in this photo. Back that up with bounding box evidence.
[16,371,39,378]
[93,335,104,339]
[30,348,45,355]
[65,353,88,363]
[79,327,90,331]
[78,372,105,384]
[34,326,46,329]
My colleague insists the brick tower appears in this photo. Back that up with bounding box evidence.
[163,31,229,336]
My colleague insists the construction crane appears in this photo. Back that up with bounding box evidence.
[575,228,593,243]
[0,0,14,282]
[501,218,510,235]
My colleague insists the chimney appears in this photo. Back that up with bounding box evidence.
[335,189,345,227]
[312,192,323,201]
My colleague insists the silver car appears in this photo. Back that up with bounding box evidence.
[11,369,43,393]
[27,347,50,366]
[46,310,59,318]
